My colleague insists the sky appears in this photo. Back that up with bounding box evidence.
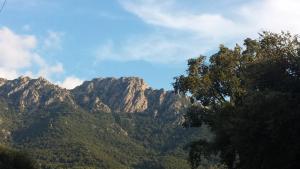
[0,0,300,89]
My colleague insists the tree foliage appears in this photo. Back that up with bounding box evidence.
[0,146,38,169]
[174,32,300,169]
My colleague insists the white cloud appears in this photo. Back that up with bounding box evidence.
[120,0,239,39]
[37,62,64,78]
[121,0,300,37]
[96,33,211,63]
[0,26,82,90]
[239,0,300,33]
[43,31,64,50]
[0,68,19,80]
[95,0,300,64]
[0,27,37,70]
[58,76,83,89]
[0,27,64,80]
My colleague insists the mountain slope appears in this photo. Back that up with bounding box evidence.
[0,76,205,169]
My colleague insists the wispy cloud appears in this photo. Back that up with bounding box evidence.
[0,27,48,79]
[0,27,65,80]
[95,0,300,64]
[96,33,212,63]
[238,0,300,33]
[119,0,239,39]
[0,27,37,71]
[121,0,300,38]
[0,26,82,89]
[42,31,64,50]
[56,76,83,89]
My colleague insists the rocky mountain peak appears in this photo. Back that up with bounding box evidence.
[72,77,150,113]
[119,77,149,90]
[0,76,75,111]
[79,77,149,92]
[0,78,7,87]
[18,76,31,83]
[72,77,187,115]
[0,76,186,117]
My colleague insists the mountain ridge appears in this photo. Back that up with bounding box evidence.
[0,76,187,117]
[0,76,200,169]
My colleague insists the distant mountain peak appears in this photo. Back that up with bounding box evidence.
[17,76,30,81]
[0,76,75,111]
[72,76,185,115]
[85,76,150,90]
[0,76,186,116]
[73,77,151,113]
[0,78,7,87]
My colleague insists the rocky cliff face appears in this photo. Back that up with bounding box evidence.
[0,76,75,111]
[0,76,187,116]
[72,77,187,116]
[72,77,149,113]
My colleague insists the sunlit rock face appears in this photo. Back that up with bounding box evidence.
[72,77,187,115]
[0,76,187,117]
[0,76,75,111]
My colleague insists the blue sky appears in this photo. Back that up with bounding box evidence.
[0,0,299,89]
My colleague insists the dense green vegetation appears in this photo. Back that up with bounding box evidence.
[0,98,205,169]
[0,146,37,169]
[174,32,300,169]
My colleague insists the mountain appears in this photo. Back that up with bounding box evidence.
[0,76,75,112]
[72,77,186,117]
[0,76,207,169]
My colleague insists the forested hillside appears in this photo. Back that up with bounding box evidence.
[0,76,206,169]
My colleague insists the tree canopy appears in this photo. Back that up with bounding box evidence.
[174,32,300,169]
[0,146,38,169]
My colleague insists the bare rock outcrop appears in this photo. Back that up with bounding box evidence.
[0,76,187,117]
[0,76,75,111]
[72,77,188,116]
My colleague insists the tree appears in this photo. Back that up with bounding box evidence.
[0,146,38,169]
[174,32,300,169]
